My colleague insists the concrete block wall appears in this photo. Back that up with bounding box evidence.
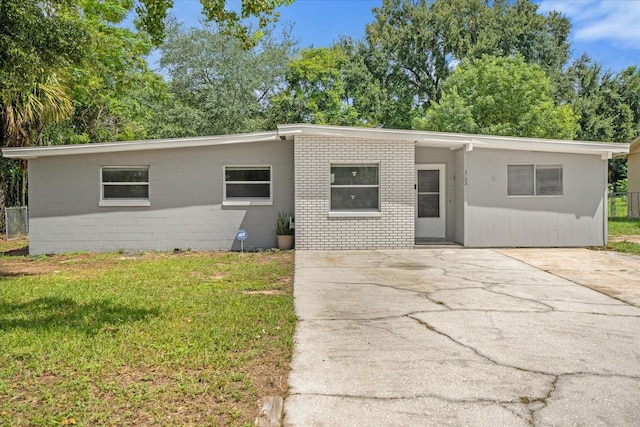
[27,141,294,254]
[294,135,415,250]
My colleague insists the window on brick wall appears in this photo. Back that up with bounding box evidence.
[330,164,379,211]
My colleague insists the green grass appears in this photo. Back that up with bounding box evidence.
[608,217,640,236]
[608,196,629,218]
[604,241,640,255]
[604,217,640,255]
[0,238,28,255]
[0,242,295,426]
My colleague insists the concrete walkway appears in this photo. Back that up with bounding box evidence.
[284,249,640,426]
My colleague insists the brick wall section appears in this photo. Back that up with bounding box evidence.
[294,135,415,250]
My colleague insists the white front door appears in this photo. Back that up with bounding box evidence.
[415,164,446,238]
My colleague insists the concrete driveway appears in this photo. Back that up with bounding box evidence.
[284,249,640,426]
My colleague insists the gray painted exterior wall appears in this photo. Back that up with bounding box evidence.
[629,141,640,194]
[463,149,607,247]
[454,149,465,244]
[27,140,293,254]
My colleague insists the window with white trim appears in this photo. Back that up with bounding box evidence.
[330,164,379,211]
[508,164,563,196]
[100,166,150,206]
[224,166,272,203]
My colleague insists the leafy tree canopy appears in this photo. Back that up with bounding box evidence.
[150,21,295,137]
[0,0,88,95]
[0,0,88,147]
[565,55,640,143]
[136,0,294,45]
[341,0,571,128]
[1,0,293,148]
[49,1,165,143]
[269,47,359,126]
[413,55,579,140]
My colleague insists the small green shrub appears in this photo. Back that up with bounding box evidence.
[274,212,294,235]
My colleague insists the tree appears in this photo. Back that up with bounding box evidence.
[269,47,359,126]
[136,0,294,45]
[343,0,571,128]
[150,21,295,137]
[0,0,170,147]
[37,0,169,144]
[566,56,640,143]
[1,0,294,147]
[563,55,640,183]
[0,0,87,147]
[1,77,73,148]
[413,55,578,140]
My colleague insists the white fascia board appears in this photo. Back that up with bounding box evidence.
[630,136,640,152]
[469,137,630,157]
[277,123,467,148]
[0,131,279,159]
[277,124,630,157]
[614,136,639,158]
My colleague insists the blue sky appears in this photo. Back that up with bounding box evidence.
[164,0,640,72]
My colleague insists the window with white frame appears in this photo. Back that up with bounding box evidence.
[100,166,150,206]
[330,164,379,211]
[224,166,272,203]
[507,164,563,196]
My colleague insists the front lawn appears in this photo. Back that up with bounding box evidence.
[608,217,640,236]
[607,218,640,255]
[0,241,295,426]
[604,241,640,255]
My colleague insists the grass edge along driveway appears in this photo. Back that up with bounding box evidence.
[605,218,640,255]
[0,241,295,427]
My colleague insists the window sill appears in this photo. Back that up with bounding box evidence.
[506,195,564,198]
[328,211,382,218]
[222,200,273,206]
[99,199,150,207]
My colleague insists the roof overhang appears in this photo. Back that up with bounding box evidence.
[1,131,280,159]
[277,124,630,158]
[628,135,640,156]
[1,124,630,159]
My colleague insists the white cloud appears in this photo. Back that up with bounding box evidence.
[537,0,640,48]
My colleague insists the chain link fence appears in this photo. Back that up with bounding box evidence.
[609,192,640,218]
[5,206,28,239]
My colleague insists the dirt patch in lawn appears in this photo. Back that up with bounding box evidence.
[0,257,59,277]
[609,234,640,244]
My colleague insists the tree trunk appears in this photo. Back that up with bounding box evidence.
[20,160,27,207]
[0,182,5,233]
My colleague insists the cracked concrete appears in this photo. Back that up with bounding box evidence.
[284,249,640,426]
